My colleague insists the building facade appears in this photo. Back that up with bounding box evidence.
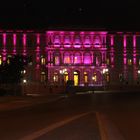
[0,30,140,88]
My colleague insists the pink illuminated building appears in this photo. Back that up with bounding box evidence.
[0,30,140,87]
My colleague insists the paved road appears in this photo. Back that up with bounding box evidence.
[0,92,140,140]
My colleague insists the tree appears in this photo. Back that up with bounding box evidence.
[0,55,32,96]
[0,55,31,84]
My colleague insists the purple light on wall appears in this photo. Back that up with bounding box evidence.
[84,36,91,47]
[74,53,81,64]
[133,58,136,64]
[80,32,85,35]
[133,35,136,47]
[37,34,40,44]
[2,49,7,61]
[90,32,95,35]
[3,33,6,46]
[123,35,127,47]
[124,58,127,65]
[84,55,91,64]
[23,34,26,47]
[47,31,54,34]
[36,64,40,69]
[111,35,114,46]
[36,56,40,62]
[13,34,17,46]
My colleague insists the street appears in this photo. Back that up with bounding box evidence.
[0,92,140,140]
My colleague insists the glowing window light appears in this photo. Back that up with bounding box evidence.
[92,75,97,82]
[53,76,56,81]
[41,71,45,75]
[64,56,70,64]
[128,59,132,65]
[84,72,87,74]
[74,71,78,74]
[107,58,110,65]
[54,56,60,65]
[7,59,10,64]
[74,56,77,64]
[41,58,45,65]
[84,75,88,83]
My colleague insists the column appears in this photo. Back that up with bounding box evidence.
[13,33,17,55]
[23,33,27,56]
[2,33,7,62]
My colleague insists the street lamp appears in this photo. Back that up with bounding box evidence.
[102,68,109,90]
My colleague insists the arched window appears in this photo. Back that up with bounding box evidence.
[84,35,91,48]
[74,53,81,64]
[84,53,91,64]
[54,35,60,47]
[94,35,101,48]
[54,52,60,65]
[64,53,71,64]
[64,35,71,48]
[74,35,81,48]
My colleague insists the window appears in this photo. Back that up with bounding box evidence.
[106,58,110,65]
[128,59,132,65]
[53,72,59,82]
[41,57,45,65]
[74,35,81,48]
[84,36,91,48]
[64,35,71,48]
[54,35,60,47]
[74,53,81,64]
[41,72,46,82]
[54,53,60,65]
[84,53,91,64]
[94,35,101,48]
[64,53,71,64]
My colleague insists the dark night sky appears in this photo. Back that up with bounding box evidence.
[0,0,139,30]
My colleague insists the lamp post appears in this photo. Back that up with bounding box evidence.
[22,79,27,96]
[102,68,109,90]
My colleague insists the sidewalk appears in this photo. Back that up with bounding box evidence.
[0,94,64,111]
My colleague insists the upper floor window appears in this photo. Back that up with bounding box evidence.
[64,53,71,64]
[84,53,91,64]
[54,35,60,47]
[64,35,71,48]
[74,53,81,64]
[94,35,101,48]
[74,35,81,48]
[54,53,60,65]
[84,35,91,48]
